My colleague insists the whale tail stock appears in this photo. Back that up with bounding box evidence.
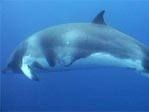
[143,48,149,72]
[141,48,149,77]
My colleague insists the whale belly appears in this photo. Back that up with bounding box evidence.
[71,53,144,71]
[51,53,144,70]
[33,52,144,72]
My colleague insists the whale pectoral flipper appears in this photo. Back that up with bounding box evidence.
[21,64,39,81]
[32,61,45,70]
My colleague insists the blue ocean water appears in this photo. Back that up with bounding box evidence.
[1,0,149,111]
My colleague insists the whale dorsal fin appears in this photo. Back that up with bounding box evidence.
[92,10,106,25]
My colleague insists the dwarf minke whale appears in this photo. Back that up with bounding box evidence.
[1,10,149,80]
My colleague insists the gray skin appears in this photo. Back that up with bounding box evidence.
[2,11,149,80]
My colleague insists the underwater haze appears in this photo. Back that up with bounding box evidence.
[1,0,149,111]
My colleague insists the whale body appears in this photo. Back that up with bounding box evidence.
[2,11,149,80]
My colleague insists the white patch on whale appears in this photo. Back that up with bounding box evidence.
[21,51,144,73]
[72,52,144,71]
[22,52,144,73]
